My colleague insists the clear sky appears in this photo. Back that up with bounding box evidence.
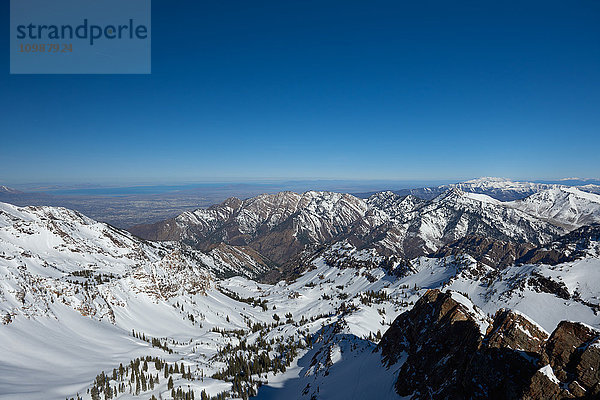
[1,1,599,184]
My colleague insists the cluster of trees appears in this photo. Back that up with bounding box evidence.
[250,321,267,333]
[85,355,196,400]
[69,270,118,285]
[218,288,269,311]
[167,386,196,400]
[364,329,383,342]
[210,327,246,336]
[323,253,380,270]
[323,251,410,276]
[88,356,161,399]
[334,301,358,317]
[359,289,391,306]
[379,256,415,277]
[245,313,317,333]
[362,271,378,283]
[202,391,228,400]
[132,329,174,353]
[211,330,312,400]
[173,302,204,327]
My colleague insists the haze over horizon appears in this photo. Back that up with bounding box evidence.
[4,176,600,196]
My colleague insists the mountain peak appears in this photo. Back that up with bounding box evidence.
[509,186,600,228]
[436,187,504,204]
[463,177,512,184]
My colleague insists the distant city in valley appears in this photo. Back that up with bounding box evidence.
[1,178,599,228]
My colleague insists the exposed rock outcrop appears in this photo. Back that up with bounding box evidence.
[129,189,571,280]
[517,224,600,266]
[432,235,535,269]
[378,289,600,400]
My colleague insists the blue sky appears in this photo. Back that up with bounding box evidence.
[1,1,599,184]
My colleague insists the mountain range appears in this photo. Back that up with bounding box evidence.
[1,178,599,400]
[129,181,600,282]
[355,177,600,201]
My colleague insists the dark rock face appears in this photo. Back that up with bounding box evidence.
[485,309,548,353]
[527,272,571,300]
[129,191,371,267]
[540,321,600,397]
[517,224,600,266]
[521,368,575,400]
[379,290,600,400]
[432,235,535,269]
[378,290,493,398]
[467,309,549,399]
[129,189,567,281]
[576,343,600,395]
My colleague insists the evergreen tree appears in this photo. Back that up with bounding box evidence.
[104,382,112,400]
[135,376,140,395]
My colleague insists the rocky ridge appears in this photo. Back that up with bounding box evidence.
[129,183,600,281]
[378,289,600,400]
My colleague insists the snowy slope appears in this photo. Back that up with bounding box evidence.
[0,202,408,399]
[0,201,277,325]
[508,186,600,228]
[356,189,563,258]
[387,177,559,201]
[130,182,600,267]
[2,200,600,400]
[453,177,557,200]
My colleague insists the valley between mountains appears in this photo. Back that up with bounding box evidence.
[1,178,600,400]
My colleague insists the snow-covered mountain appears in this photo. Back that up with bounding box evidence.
[371,177,600,202]
[360,188,562,258]
[365,191,425,219]
[130,191,373,267]
[2,192,600,399]
[130,182,600,276]
[0,201,277,324]
[451,177,558,200]
[379,177,560,201]
[508,186,600,228]
[580,184,600,195]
